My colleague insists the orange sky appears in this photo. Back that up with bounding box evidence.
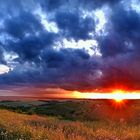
[0,87,140,100]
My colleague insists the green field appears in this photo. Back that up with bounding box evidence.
[0,99,139,140]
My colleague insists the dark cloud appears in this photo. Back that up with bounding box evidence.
[55,11,94,40]
[111,6,140,39]
[0,46,5,64]
[97,5,140,90]
[99,33,127,57]
[110,6,140,54]
[0,48,99,91]
[3,11,43,39]
[40,0,67,11]
[100,54,140,90]
[0,0,139,92]
[79,0,122,10]
[40,0,122,11]
[6,32,57,62]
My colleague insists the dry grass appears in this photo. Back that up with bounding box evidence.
[0,109,139,140]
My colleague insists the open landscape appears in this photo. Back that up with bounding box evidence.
[0,99,139,140]
[0,0,140,139]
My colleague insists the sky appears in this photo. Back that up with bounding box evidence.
[0,0,140,97]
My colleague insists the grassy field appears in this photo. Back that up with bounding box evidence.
[0,100,139,140]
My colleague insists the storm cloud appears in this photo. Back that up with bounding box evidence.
[0,0,139,92]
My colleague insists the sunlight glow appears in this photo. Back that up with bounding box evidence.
[72,90,140,100]
[112,90,125,103]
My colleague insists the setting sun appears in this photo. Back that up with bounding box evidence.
[112,90,125,103]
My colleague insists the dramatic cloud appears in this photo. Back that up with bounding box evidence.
[55,11,95,40]
[0,0,139,94]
